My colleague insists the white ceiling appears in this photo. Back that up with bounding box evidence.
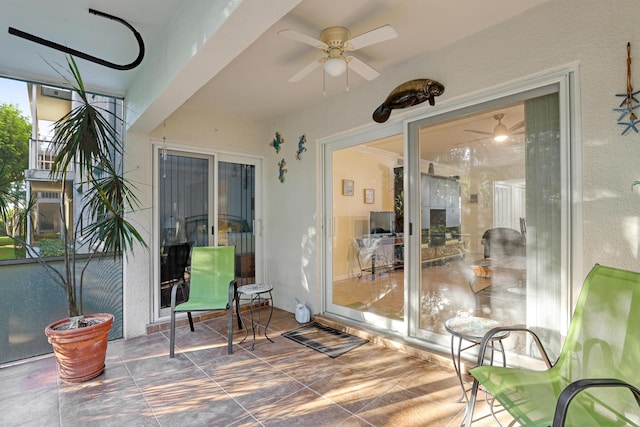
[185,0,547,120]
[1,0,547,125]
[0,0,183,95]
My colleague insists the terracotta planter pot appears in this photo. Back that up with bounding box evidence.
[45,313,114,383]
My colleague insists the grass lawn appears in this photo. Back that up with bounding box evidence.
[0,236,26,260]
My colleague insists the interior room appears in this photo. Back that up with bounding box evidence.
[3,0,640,424]
[331,102,529,338]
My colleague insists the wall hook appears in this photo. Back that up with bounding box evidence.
[8,8,145,71]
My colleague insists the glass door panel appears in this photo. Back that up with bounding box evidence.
[217,160,257,286]
[328,139,405,329]
[410,88,564,360]
[158,151,212,315]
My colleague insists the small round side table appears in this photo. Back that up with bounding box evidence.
[444,316,509,404]
[237,284,274,350]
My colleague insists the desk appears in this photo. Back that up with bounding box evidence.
[444,316,509,423]
[237,284,274,350]
[355,235,403,279]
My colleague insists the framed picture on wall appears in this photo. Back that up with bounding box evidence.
[342,179,354,196]
[364,189,375,204]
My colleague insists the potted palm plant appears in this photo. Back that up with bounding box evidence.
[29,56,146,382]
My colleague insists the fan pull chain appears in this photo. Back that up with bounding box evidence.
[323,69,327,96]
[346,64,350,91]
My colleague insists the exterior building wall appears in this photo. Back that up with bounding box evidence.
[122,0,640,337]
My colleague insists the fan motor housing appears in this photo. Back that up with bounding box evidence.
[320,26,351,48]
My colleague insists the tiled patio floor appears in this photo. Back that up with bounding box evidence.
[0,309,511,426]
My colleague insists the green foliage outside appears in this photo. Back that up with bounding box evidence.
[0,235,25,260]
[0,103,30,244]
[0,103,30,183]
[39,238,65,257]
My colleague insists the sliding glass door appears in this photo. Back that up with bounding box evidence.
[217,155,261,287]
[408,85,566,358]
[155,149,262,319]
[157,150,213,317]
[324,127,405,333]
[324,73,573,359]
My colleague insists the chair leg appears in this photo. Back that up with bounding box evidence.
[227,298,234,355]
[464,379,481,427]
[235,283,243,329]
[187,312,194,331]
[169,308,176,358]
[169,282,182,358]
[227,280,238,355]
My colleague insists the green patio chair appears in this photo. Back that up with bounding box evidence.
[466,264,640,426]
[169,246,242,357]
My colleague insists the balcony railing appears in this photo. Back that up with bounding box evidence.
[28,138,74,172]
[0,255,123,364]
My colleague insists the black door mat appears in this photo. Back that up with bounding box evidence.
[281,322,369,358]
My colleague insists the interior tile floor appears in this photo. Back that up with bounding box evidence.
[0,308,516,426]
[334,258,527,335]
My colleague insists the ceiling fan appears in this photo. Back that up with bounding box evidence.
[278,24,397,83]
[464,113,525,142]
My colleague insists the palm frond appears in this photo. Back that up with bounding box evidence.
[31,55,149,317]
[48,56,121,180]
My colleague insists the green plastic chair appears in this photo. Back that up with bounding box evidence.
[169,246,242,357]
[467,264,640,426]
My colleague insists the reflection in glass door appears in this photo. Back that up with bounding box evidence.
[324,77,571,359]
[157,151,212,316]
[217,159,258,287]
[409,87,566,360]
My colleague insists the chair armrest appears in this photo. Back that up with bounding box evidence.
[475,326,554,369]
[170,279,187,309]
[552,378,640,427]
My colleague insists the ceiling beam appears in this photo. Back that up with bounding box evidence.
[125,0,302,133]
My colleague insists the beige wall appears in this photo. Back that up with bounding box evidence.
[123,107,268,337]
[332,147,397,279]
[123,0,640,335]
[263,0,640,317]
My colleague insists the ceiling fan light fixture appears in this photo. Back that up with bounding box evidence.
[493,122,509,142]
[324,57,347,77]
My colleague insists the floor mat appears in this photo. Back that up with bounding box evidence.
[281,322,369,358]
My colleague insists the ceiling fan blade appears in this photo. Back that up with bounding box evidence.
[463,129,493,136]
[344,24,397,51]
[346,56,379,81]
[509,120,525,132]
[455,136,490,146]
[278,29,327,49]
[288,59,322,82]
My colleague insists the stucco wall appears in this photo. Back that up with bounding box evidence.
[123,0,640,336]
[264,0,640,316]
[123,107,268,337]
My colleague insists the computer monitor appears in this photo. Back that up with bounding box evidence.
[370,211,395,235]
